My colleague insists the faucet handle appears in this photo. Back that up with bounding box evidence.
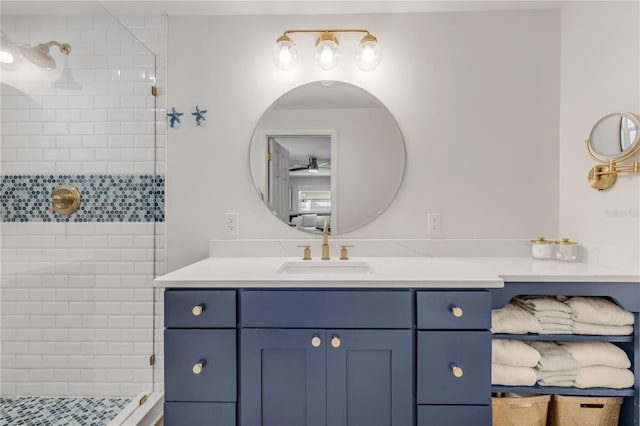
[340,245,354,260]
[298,245,312,260]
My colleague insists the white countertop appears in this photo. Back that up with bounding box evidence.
[153,256,640,288]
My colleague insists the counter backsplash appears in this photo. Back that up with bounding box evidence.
[209,239,639,273]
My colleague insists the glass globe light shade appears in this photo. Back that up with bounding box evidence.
[315,32,340,70]
[355,34,381,71]
[272,35,298,71]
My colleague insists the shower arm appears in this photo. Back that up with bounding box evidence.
[43,41,72,55]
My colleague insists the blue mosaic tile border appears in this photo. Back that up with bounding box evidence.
[0,174,164,223]
[0,396,130,426]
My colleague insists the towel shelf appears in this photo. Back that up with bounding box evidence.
[492,334,633,343]
[492,385,634,397]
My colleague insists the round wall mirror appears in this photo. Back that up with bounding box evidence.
[249,81,406,235]
[587,112,640,162]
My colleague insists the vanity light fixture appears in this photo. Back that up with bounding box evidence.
[273,29,381,71]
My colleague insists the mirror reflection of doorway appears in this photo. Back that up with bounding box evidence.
[266,134,336,233]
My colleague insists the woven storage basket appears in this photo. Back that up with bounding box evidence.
[492,394,550,426]
[547,394,622,426]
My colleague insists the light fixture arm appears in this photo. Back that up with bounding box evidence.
[281,29,373,38]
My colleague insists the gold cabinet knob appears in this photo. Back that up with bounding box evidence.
[311,336,321,348]
[331,336,341,348]
[450,305,463,317]
[192,304,205,316]
[192,361,204,374]
[451,364,463,378]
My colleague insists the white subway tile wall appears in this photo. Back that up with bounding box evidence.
[0,15,166,176]
[1,14,166,397]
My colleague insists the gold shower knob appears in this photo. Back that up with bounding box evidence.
[49,184,81,215]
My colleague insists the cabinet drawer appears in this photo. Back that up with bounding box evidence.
[241,290,411,328]
[164,402,235,426]
[165,329,236,402]
[417,405,491,426]
[416,291,490,329]
[417,331,491,405]
[165,290,235,328]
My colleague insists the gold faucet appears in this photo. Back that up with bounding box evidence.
[321,218,330,260]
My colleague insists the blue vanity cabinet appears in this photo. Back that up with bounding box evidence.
[239,290,413,426]
[416,290,492,426]
[163,290,237,426]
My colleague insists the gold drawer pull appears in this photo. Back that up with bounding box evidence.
[331,336,341,348]
[450,364,463,378]
[450,305,463,318]
[311,336,322,348]
[192,360,205,374]
[192,304,205,316]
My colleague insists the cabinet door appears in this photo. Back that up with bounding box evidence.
[240,329,326,426]
[326,330,413,426]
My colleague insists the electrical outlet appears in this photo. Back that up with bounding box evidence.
[224,212,239,235]
[428,213,441,235]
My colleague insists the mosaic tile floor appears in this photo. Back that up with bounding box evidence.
[0,396,130,426]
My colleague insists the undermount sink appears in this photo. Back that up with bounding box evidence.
[277,260,375,275]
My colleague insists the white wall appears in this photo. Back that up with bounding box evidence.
[559,1,640,269]
[166,10,561,270]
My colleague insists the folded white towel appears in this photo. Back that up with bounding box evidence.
[537,316,573,326]
[572,321,633,336]
[492,339,541,367]
[539,328,572,335]
[574,366,635,389]
[535,369,575,382]
[559,342,631,368]
[537,379,574,387]
[527,341,578,371]
[492,363,537,386]
[514,296,572,313]
[491,303,543,334]
[565,297,634,326]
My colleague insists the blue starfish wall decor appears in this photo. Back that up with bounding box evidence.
[166,107,184,128]
[192,105,208,126]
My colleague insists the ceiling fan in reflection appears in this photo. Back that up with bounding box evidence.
[289,156,330,173]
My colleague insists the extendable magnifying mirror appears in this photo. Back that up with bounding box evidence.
[585,112,640,190]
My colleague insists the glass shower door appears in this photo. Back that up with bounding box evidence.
[0,5,164,424]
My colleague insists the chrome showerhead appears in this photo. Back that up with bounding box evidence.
[19,41,71,69]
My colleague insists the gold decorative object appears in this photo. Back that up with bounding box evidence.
[49,184,81,214]
[311,336,321,348]
[192,362,204,375]
[586,112,640,190]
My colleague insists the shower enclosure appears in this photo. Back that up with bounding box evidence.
[0,3,165,424]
